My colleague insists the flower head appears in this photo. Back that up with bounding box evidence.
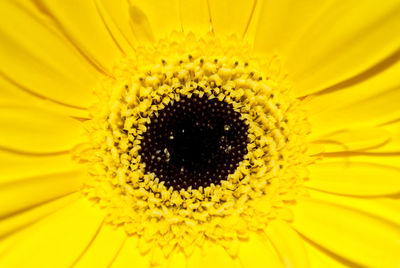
[1,0,399,267]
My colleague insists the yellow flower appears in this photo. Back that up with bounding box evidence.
[0,0,399,267]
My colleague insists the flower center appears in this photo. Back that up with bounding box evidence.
[82,33,312,259]
[140,94,248,190]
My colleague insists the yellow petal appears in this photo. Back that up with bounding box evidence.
[73,224,127,268]
[28,0,121,75]
[265,220,309,267]
[0,76,89,119]
[317,121,400,167]
[306,59,400,136]
[323,152,400,171]
[0,197,106,268]
[310,128,390,153]
[128,0,181,41]
[208,0,257,38]
[306,143,325,156]
[179,0,211,36]
[0,150,80,185]
[97,0,137,50]
[242,1,264,46]
[167,248,186,268]
[307,189,400,226]
[238,232,283,267]
[0,105,86,153]
[111,235,150,267]
[0,1,100,108]
[149,244,165,267]
[254,0,400,97]
[0,193,79,238]
[128,4,155,43]
[254,0,332,57]
[93,0,136,56]
[0,169,85,219]
[371,120,400,153]
[306,160,400,196]
[187,240,241,268]
[291,196,400,267]
[303,239,353,268]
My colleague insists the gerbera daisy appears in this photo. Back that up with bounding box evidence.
[1,0,399,267]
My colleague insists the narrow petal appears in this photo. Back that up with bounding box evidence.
[97,0,137,50]
[0,193,79,239]
[306,189,400,226]
[0,197,106,267]
[317,121,400,168]
[0,150,80,185]
[306,160,400,196]
[291,196,400,267]
[254,0,400,97]
[208,0,257,38]
[128,5,155,44]
[0,105,86,153]
[128,0,181,41]
[242,0,265,46]
[0,76,89,119]
[254,0,333,57]
[265,220,309,267]
[187,241,241,268]
[310,128,390,153]
[303,239,353,268]
[73,224,127,268]
[238,232,283,267]
[371,120,400,153]
[0,169,85,219]
[322,151,400,169]
[201,241,241,268]
[167,249,186,268]
[307,60,400,136]
[128,3,155,43]
[179,0,211,36]
[93,0,136,56]
[29,0,121,75]
[0,1,99,108]
[110,235,150,267]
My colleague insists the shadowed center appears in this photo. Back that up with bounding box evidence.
[139,93,249,190]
